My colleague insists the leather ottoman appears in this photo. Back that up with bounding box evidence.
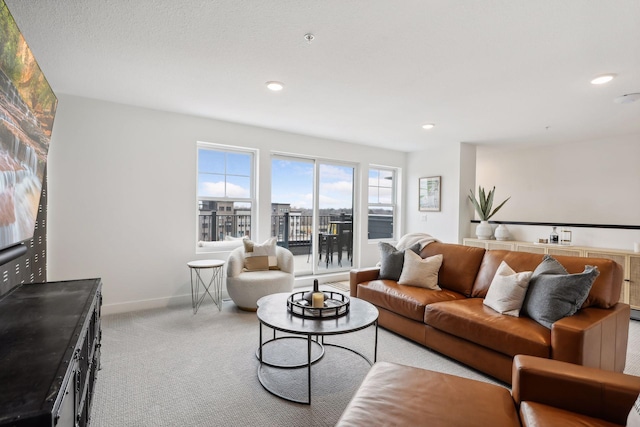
[337,361,519,426]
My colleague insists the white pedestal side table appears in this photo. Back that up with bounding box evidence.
[187,259,225,314]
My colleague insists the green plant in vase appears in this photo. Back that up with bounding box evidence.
[468,186,510,239]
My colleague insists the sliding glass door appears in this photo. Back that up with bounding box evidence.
[272,156,355,276]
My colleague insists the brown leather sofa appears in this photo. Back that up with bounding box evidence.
[350,242,630,384]
[337,355,640,426]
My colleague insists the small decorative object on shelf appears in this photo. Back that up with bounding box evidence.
[475,221,493,240]
[560,228,572,245]
[468,186,510,240]
[550,227,559,244]
[287,290,350,319]
[494,224,510,241]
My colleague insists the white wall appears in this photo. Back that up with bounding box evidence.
[48,95,639,314]
[47,95,405,313]
[476,135,640,250]
[404,142,476,243]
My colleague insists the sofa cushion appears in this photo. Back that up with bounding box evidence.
[336,362,520,427]
[522,255,599,329]
[424,298,550,358]
[398,252,443,289]
[473,250,545,298]
[552,255,622,309]
[378,242,420,281]
[357,280,465,322]
[473,251,623,309]
[483,261,532,317]
[420,242,486,297]
[520,401,619,427]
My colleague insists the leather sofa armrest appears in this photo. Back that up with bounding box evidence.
[551,303,630,372]
[512,355,640,425]
[349,267,380,297]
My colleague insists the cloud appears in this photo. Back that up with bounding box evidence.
[290,193,313,209]
[199,181,249,198]
[320,164,353,181]
[319,182,352,208]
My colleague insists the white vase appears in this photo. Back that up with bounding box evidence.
[494,224,510,241]
[476,221,493,240]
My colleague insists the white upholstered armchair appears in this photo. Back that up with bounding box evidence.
[226,245,294,311]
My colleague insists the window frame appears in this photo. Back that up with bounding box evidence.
[196,142,257,252]
[367,165,398,241]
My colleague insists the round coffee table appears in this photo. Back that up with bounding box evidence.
[256,292,379,404]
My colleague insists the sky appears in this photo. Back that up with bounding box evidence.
[198,150,391,211]
[271,159,354,210]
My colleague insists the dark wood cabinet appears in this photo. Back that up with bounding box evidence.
[0,279,102,427]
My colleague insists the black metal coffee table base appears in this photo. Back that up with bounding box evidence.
[256,335,325,368]
[255,293,379,405]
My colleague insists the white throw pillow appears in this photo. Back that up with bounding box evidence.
[483,261,533,317]
[397,251,443,290]
[243,237,278,271]
[627,393,640,427]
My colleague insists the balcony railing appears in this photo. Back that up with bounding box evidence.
[198,212,392,249]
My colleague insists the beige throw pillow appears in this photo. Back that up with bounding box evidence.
[243,237,278,271]
[397,251,443,290]
[483,261,533,317]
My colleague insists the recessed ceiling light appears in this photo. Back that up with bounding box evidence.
[590,74,616,85]
[422,123,435,130]
[266,81,284,91]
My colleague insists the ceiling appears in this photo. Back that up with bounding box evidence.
[6,0,640,152]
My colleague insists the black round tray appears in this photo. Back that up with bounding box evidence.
[287,290,350,319]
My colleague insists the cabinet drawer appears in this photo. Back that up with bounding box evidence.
[547,247,583,257]
[515,244,545,254]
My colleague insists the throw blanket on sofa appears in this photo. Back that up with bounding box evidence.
[395,233,439,251]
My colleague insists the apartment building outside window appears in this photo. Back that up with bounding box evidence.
[197,143,255,244]
[368,167,396,240]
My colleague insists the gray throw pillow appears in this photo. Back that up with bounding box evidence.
[378,242,421,281]
[522,255,599,329]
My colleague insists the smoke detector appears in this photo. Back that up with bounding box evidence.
[614,93,640,104]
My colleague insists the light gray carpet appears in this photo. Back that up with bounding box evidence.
[325,281,350,292]
[91,299,640,427]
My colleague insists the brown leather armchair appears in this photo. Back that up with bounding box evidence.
[513,355,640,426]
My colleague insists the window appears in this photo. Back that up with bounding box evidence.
[368,167,396,240]
[272,155,356,275]
[197,143,255,244]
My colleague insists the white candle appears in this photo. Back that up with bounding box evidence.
[312,292,324,308]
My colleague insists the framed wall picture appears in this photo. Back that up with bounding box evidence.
[419,176,441,212]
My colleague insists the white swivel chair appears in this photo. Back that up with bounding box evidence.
[226,245,294,311]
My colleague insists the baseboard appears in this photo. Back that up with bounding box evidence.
[102,275,348,315]
[102,292,230,315]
